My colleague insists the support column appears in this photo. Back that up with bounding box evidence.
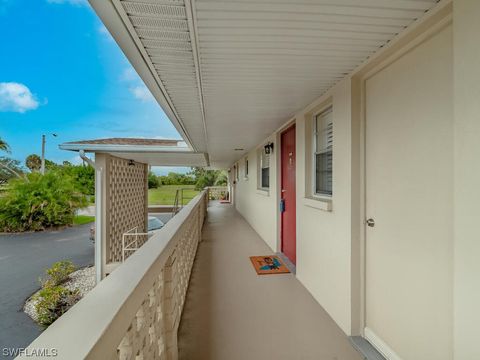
[453,1,480,358]
[94,153,108,282]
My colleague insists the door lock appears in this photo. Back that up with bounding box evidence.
[366,218,375,227]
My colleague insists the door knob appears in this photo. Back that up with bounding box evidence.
[366,218,375,227]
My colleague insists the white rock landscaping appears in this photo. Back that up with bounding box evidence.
[24,266,95,323]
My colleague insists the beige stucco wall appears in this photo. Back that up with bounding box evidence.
[232,78,355,335]
[453,1,480,359]
[234,133,278,252]
[295,78,354,335]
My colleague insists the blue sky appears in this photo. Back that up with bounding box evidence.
[0,0,188,175]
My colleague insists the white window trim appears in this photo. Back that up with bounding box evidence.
[257,146,270,191]
[312,106,333,200]
[303,197,332,211]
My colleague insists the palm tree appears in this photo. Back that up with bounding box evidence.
[0,137,10,153]
[0,137,22,179]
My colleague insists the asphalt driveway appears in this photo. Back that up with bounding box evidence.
[0,225,94,357]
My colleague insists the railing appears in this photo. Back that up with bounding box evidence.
[172,188,182,215]
[18,190,208,360]
[172,187,197,215]
[207,186,228,200]
[122,227,149,263]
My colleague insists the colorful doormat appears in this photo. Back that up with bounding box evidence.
[249,255,290,275]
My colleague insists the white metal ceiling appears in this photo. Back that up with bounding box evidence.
[114,0,439,167]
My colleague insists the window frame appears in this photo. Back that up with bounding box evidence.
[257,146,270,191]
[312,106,333,199]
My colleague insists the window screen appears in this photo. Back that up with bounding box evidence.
[314,107,333,196]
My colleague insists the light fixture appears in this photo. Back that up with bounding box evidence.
[128,159,135,166]
[234,148,244,151]
[264,142,274,154]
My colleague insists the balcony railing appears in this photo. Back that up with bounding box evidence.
[207,186,228,200]
[18,190,208,360]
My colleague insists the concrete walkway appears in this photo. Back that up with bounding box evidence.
[178,202,361,360]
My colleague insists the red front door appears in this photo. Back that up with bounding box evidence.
[281,125,296,264]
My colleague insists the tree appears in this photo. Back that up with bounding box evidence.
[0,157,24,183]
[159,172,195,185]
[60,163,95,195]
[0,137,10,153]
[189,167,227,190]
[148,172,160,189]
[214,171,228,186]
[0,138,23,181]
[26,154,42,172]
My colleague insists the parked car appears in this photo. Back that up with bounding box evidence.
[89,216,165,242]
[147,216,164,232]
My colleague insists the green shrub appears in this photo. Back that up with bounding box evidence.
[148,171,160,189]
[0,170,87,232]
[61,164,94,195]
[34,285,80,326]
[41,260,76,287]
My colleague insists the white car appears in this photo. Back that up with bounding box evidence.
[147,216,165,233]
[90,216,165,241]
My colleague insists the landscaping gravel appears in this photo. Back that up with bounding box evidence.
[24,266,95,322]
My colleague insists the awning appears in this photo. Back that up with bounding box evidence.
[60,137,209,167]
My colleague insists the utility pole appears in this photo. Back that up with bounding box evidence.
[40,133,57,175]
[41,134,46,175]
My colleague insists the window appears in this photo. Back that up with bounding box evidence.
[314,106,333,196]
[259,147,270,189]
[244,158,249,179]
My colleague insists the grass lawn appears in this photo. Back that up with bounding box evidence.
[148,185,199,205]
[73,215,95,226]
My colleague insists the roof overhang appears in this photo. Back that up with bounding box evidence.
[88,0,441,168]
[60,142,209,167]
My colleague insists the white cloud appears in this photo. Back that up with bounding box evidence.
[69,155,84,165]
[120,68,139,82]
[0,82,40,113]
[120,67,156,103]
[130,85,155,102]
[46,0,88,6]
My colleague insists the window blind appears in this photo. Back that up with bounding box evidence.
[315,107,333,196]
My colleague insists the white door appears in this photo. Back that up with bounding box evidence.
[365,26,453,360]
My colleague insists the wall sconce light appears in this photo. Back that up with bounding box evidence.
[264,142,274,155]
[128,159,135,166]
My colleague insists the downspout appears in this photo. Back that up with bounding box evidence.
[79,150,103,284]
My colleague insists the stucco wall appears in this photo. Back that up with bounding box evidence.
[295,79,354,335]
[232,78,355,335]
[453,1,480,358]
[234,133,278,252]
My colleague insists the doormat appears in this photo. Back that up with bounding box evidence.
[249,255,290,275]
